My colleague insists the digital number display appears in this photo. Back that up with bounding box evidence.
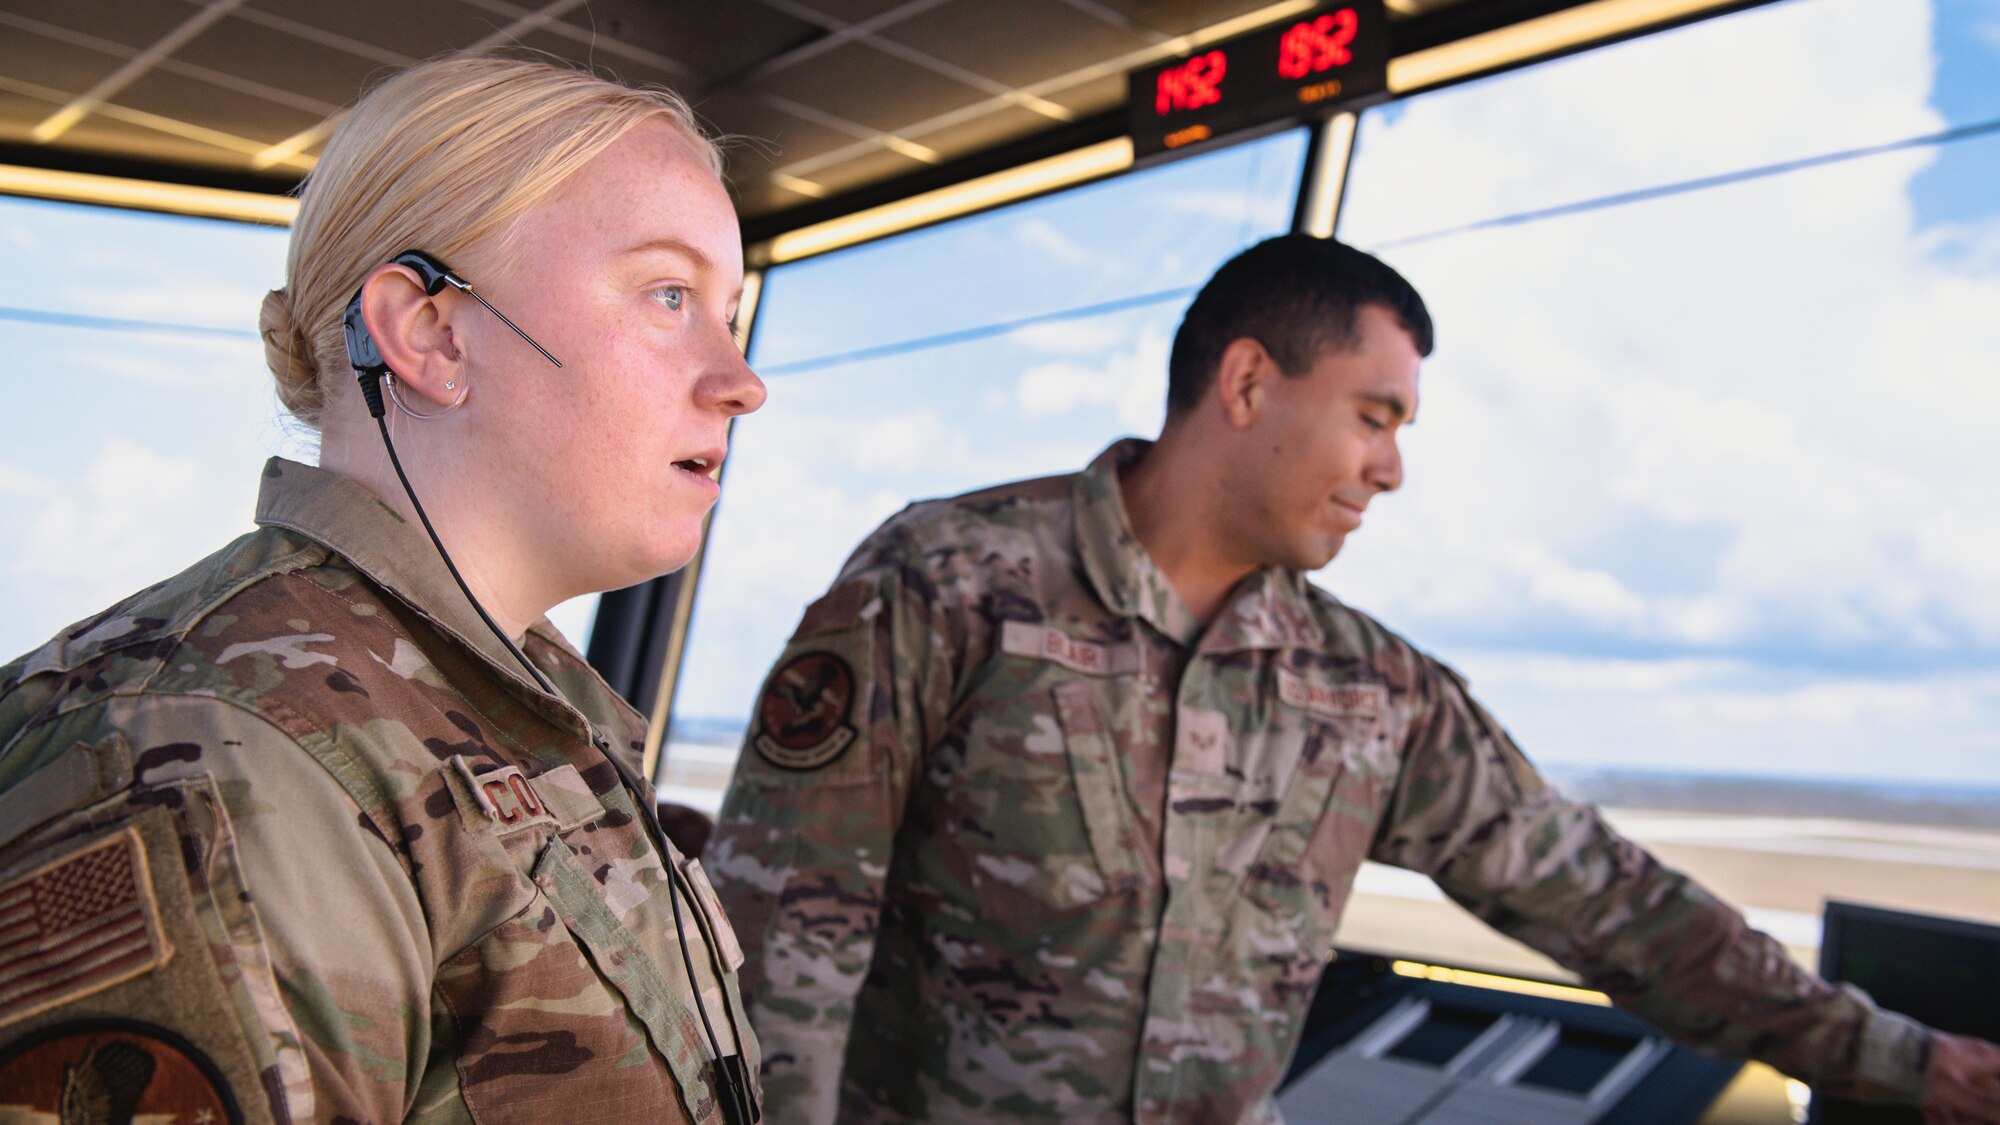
[1129,1,1389,159]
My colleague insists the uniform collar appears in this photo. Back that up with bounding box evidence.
[252,457,587,725]
[1072,440,1324,653]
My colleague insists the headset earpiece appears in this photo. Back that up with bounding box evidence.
[343,250,472,419]
[392,249,461,296]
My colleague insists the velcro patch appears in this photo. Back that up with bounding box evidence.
[1001,621,1140,677]
[0,1018,242,1123]
[753,651,857,771]
[450,758,559,834]
[0,828,172,1026]
[681,859,745,973]
[1276,668,1385,720]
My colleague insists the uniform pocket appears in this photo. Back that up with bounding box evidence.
[957,681,1141,913]
[1052,682,1142,897]
[1243,718,1357,926]
[439,887,677,1121]
[528,836,729,1121]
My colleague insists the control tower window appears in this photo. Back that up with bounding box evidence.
[1326,0,2000,977]
[663,128,1309,807]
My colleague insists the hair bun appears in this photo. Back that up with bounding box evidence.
[259,287,322,419]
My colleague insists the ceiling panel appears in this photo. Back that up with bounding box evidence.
[0,92,55,145]
[0,0,1583,227]
[238,0,491,61]
[905,101,1057,158]
[781,0,926,22]
[697,89,854,168]
[25,114,262,170]
[552,0,822,83]
[800,139,931,196]
[1080,0,1281,37]
[172,17,397,106]
[1042,72,1128,117]
[756,40,989,135]
[509,28,689,89]
[0,23,127,97]
[879,0,1155,90]
[116,70,323,146]
[0,0,200,51]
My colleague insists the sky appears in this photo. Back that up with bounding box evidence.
[0,199,601,655]
[681,0,2000,788]
[0,0,1994,790]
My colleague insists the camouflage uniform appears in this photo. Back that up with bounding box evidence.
[0,458,756,1124]
[708,439,1930,1124]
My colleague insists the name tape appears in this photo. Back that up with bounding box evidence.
[1276,668,1384,720]
[1001,621,1140,677]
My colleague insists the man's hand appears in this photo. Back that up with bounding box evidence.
[1923,1032,2000,1124]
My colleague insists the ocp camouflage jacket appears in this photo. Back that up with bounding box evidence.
[707,439,1927,1125]
[0,458,755,1124]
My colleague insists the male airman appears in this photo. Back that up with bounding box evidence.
[707,235,2000,1124]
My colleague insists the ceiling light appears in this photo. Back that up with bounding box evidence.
[0,164,296,225]
[758,137,1132,266]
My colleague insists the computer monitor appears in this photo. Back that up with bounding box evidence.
[1810,901,2000,1124]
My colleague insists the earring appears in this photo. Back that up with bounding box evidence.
[385,373,470,419]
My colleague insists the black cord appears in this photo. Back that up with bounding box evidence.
[664,839,757,1125]
[372,406,752,1112]
[374,409,754,1123]
[375,414,555,695]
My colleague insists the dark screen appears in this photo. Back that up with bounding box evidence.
[1814,903,2000,1124]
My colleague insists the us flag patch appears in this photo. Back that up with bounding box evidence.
[0,828,171,1026]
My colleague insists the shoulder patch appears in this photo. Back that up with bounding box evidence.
[0,1018,242,1124]
[752,652,857,771]
[0,827,171,1024]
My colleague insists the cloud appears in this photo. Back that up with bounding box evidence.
[1147,186,1296,235]
[1013,325,1169,434]
[12,439,202,581]
[1008,317,1133,355]
[1319,0,2000,679]
[1451,649,2000,785]
[1012,217,1095,267]
[0,436,265,659]
[1977,11,2000,52]
[0,461,42,496]
[847,408,974,474]
[54,336,267,392]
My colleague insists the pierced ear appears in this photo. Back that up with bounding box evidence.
[1212,337,1274,430]
[358,263,467,408]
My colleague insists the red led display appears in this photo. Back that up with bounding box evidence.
[1278,11,1360,79]
[1129,1,1389,159]
[1155,50,1228,115]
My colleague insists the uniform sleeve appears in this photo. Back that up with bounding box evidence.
[1368,657,1931,1105]
[0,693,432,1125]
[706,538,958,1125]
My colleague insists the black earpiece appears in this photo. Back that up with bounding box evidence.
[342,251,461,419]
[342,249,560,419]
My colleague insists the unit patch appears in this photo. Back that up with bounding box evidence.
[0,828,171,1025]
[0,1019,241,1124]
[753,651,857,770]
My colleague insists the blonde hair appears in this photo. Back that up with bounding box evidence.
[260,56,722,426]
